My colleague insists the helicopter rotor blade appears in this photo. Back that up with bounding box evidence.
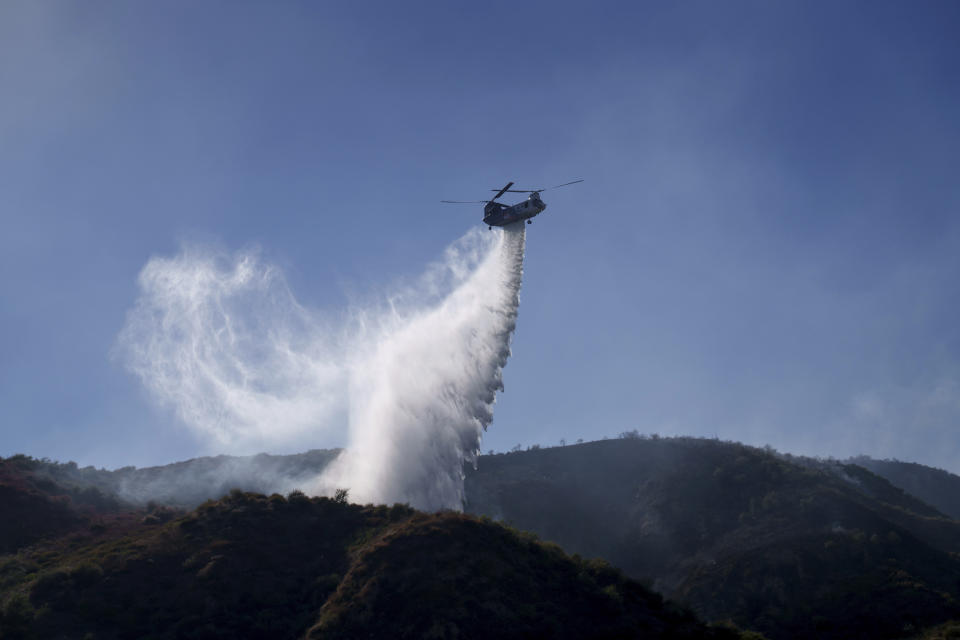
[492,179,583,194]
[490,181,515,201]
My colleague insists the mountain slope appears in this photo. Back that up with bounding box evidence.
[0,490,752,640]
[464,437,960,640]
[8,440,960,639]
[849,456,960,520]
[0,455,130,554]
[5,450,341,509]
[310,512,744,640]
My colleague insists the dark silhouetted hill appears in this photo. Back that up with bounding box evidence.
[6,449,341,508]
[0,489,751,640]
[464,437,960,640]
[8,439,960,639]
[0,455,132,554]
[848,456,960,520]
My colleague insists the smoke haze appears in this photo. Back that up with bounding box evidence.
[116,225,526,510]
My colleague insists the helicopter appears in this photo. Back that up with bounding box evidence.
[441,179,583,229]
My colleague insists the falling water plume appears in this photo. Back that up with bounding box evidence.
[117,224,526,511]
[315,223,525,509]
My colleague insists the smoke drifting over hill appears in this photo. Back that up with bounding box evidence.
[116,225,525,510]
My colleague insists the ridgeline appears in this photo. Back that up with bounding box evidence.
[0,454,750,640]
[4,436,960,639]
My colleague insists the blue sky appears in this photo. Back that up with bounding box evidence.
[2,1,960,472]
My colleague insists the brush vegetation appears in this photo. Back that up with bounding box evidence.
[5,437,960,639]
[466,437,960,640]
[0,457,752,639]
[848,456,960,521]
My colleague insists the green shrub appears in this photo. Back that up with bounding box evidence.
[69,563,102,588]
[1,593,35,632]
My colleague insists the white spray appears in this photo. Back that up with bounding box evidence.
[116,224,526,511]
[116,246,345,453]
[316,223,525,509]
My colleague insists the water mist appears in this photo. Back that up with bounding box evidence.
[117,224,526,511]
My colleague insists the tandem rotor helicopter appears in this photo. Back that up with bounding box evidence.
[441,179,583,229]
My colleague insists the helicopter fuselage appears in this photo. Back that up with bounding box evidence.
[442,179,580,227]
[483,195,546,228]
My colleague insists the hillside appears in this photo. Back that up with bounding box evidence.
[7,439,960,639]
[0,455,133,554]
[464,437,960,640]
[7,450,341,509]
[0,488,751,640]
[849,456,960,521]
